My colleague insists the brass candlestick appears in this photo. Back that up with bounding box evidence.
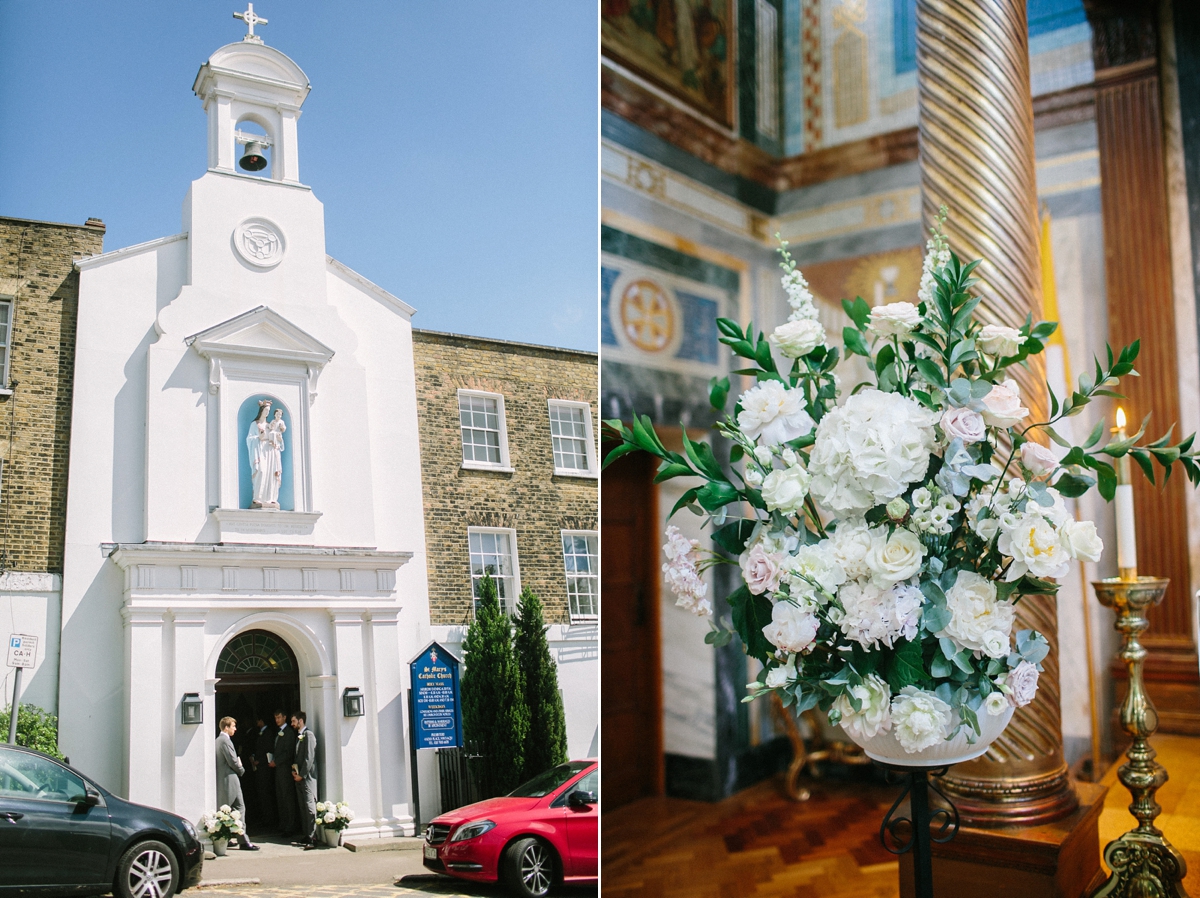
[1089,575,1189,898]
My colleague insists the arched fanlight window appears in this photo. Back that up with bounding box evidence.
[216,629,297,676]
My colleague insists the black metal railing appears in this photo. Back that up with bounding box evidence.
[437,744,495,811]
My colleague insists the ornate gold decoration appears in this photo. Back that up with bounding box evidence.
[768,693,870,802]
[916,0,1073,824]
[1089,576,1189,898]
[619,280,675,353]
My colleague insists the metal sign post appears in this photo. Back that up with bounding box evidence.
[407,642,463,832]
[6,634,37,744]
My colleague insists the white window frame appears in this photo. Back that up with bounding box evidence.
[468,526,522,616]
[0,293,15,393]
[458,389,513,472]
[560,529,599,621]
[547,399,597,478]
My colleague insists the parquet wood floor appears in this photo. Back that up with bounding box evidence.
[601,775,901,898]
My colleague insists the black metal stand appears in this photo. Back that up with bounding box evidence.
[876,763,960,898]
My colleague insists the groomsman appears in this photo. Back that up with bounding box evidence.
[271,709,299,836]
[215,718,258,850]
[252,716,277,829]
[291,711,318,849]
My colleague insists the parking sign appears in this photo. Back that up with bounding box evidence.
[6,634,37,668]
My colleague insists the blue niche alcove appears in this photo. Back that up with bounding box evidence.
[238,394,295,511]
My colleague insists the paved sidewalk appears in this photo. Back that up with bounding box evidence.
[194,873,593,897]
[193,836,427,888]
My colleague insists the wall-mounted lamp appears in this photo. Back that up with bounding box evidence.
[181,693,203,725]
[342,687,364,718]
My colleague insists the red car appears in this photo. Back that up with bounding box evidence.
[423,759,598,898]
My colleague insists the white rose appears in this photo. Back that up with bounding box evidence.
[891,686,954,753]
[869,302,922,337]
[808,390,939,515]
[937,570,1015,657]
[764,654,798,689]
[983,691,1010,717]
[823,520,875,580]
[1060,518,1103,563]
[832,674,892,740]
[761,465,812,515]
[981,380,1029,428]
[1006,661,1040,707]
[784,544,847,596]
[324,812,337,824]
[977,324,1026,357]
[941,406,986,444]
[865,527,925,583]
[762,601,820,654]
[999,511,1071,580]
[1020,441,1059,476]
[737,380,815,446]
[740,544,784,596]
[770,318,826,358]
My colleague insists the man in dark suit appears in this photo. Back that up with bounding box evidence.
[271,709,299,836]
[252,716,277,829]
[291,710,318,849]
[216,717,258,850]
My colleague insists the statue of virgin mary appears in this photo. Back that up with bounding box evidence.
[247,400,284,508]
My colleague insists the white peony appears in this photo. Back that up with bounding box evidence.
[784,544,846,597]
[770,319,826,358]
[737,380,815,446]
[740,543,784,596]
[998,510,1071,580]
[977,324,1025,357]
[941,407,986,444]
[662,526,711,616]
[808,390,939,515]
[865,527,925,584]
[891,686,954,753]
[1005,661,1040,707]
[761,464,812,515]
[983,690,1010,717]
[981,379,1028,428]
[869,302,922,337]
[822,520,875,580]
[1060,518,1103,563]
[762,600,820,654]
[838,581,923,649]
[832,674,893,740]
[1020,441,1059,476]
[937,570,1015,657]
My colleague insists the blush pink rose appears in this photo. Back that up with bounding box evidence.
[1006,661,1040,708]
[981,380,1029,428]
[941,407,986,444]
[1020,441,1059,476]
[740,544,783,596]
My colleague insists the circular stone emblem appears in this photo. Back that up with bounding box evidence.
[232,218,285,268]
[619,279,675,353]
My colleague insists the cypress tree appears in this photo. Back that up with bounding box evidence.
[514,587,569,779]
[461,574,529,795]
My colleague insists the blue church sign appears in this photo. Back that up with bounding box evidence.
[409,642,462,750]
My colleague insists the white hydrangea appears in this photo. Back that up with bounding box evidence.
[936,570,1014,658]
[662,526,710,616]
[891,686,954,752]
[808,390,939,515]
[737,380,815,447]
[832,674,893,740]
[837,581,923,649]
[762,600,820,654]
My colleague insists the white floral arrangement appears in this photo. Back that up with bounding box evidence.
[199,805,245,841]
[605,209,1200,754]
[316,800,354,832]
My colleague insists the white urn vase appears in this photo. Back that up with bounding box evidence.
[842,704,1014,766]
[212,837,228,857]
[322,827,341,848]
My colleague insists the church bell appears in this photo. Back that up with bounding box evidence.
[239,140,268,172]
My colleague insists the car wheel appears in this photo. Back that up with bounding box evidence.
[502,836,557,898]
[115,839,179,898]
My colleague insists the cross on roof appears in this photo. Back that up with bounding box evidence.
[233,3,268,43]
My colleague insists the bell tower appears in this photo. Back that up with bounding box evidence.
[192,7,311,184]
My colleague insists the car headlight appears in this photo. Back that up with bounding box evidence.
[450,820,496,842]
[182,819,197,839]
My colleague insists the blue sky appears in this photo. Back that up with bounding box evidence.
[0,2,598,351]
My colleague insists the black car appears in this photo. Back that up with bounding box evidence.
[0,743,203,897]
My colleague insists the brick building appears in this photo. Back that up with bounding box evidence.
[412,328,599,758]
[0,215,105,715]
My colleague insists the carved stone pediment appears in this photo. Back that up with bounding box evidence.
[185,305,334,398]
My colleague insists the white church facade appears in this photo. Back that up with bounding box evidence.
[59,35,431,838]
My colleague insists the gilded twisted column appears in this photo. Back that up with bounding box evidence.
[916,0,1075,824]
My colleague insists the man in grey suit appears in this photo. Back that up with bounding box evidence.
[216,717,259,850]
[271,709,299,836]
[291,711,318,849]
